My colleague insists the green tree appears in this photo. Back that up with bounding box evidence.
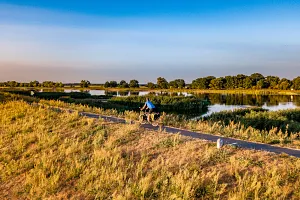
[80,80,91,88]
[29,80,39,87]
[119,80,129,88]
[147,82,156,89]
[175,79,185,89]
[42,81,55,88]
[292,77,300,90]
[266,76,280,89]
[278,78,291,90]
[191,76,215,89]
[209,77,224,90]
[243,77,253,89]
[256,79,267,89]
[224,76,235,89]
[191,78,206,89]
[157,77,169,89]
[250,73,264,86]
[236,74,247,88]
[109,81,118,88]
[169,80,178,88]
[104,81,110,88]
[129,80,139,88]
[7,81,18,87]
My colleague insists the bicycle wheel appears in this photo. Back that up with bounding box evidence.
[152,121,159,126]
[139,114,147,124]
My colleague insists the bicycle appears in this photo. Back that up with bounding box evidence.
[139,110,161,126]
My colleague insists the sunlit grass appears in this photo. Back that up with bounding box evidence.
[37,98,300,149]
[0,101,300,199]
[2,92,300,149]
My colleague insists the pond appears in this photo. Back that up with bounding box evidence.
[41,89,193,97]
[38,89,300,116]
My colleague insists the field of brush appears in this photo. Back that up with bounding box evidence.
[1,100,300,199]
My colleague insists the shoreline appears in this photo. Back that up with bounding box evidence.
[1,87,300,95]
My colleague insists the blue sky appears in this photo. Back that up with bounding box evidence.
[0,1,300,83]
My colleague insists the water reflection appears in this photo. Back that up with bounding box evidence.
[194,93,300,107]
[201,104,252,117]
[38,89,300,114]
[262,102,298,111]
[202,102,299,118]
[89,90,106,95]
[118,91,129,96]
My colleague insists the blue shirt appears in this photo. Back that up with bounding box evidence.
[146,100,155,109]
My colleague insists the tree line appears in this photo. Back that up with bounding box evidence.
[104,80,139,88]
[1,73,300,90]
[0,80,92,88]
[149,74,300,90]
[0,80,64,88]
[189,73,300,90]
[104,74,300,90]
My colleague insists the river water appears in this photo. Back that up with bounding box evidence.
[39,89,300,116]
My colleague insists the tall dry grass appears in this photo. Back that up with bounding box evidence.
[37,98,300,149]
[0,101,300,199]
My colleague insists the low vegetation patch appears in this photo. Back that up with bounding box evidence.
[204,108,300,135]
[108,95,210,114]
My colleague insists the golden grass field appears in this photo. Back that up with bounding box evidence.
[0,100,300,199]
[33,98,300,149]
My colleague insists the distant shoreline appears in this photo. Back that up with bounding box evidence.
[1,86,300,95]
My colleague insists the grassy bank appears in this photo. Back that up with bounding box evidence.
[36,98,300,149]
[0,101,300,199]
[2,92,300,148]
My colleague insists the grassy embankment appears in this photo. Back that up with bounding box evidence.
[34,98,300,149]
[0,100,300,199]
[2,92,300,148]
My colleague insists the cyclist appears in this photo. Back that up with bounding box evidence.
[140,97,156,122]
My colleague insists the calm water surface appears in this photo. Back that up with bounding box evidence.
[40,89,300,116]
